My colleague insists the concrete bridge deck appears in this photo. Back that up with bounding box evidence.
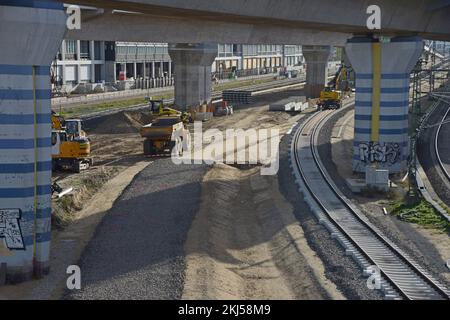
[62,0,450,44]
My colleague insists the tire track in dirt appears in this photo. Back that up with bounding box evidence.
[182,164,344,300]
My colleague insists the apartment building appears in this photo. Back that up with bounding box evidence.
[52,41,306,92]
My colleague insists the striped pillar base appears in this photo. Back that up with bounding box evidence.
[345,36,423,174]
[0,64,53,283]
[0,2,65,283]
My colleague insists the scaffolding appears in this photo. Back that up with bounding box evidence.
[409,42,450,196]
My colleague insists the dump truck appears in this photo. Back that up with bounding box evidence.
[51,111,93,172]
[140,116,190,156]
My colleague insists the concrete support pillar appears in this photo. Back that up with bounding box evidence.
[123,63,127,80]
[168,61,172,78]
[90,41,95,83]
[101,41,106,61]
[104,61,115,83]
[0,2,66,283]
[142,62,146,79]
[76,40,81,84]
[303,45,331,98]
[169,43,218,110]
[133,62,137,79]
[60,40,66,85]
[345,36,423,173]
[151,61,155,78]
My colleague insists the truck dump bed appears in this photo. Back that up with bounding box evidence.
[139,117,182,139]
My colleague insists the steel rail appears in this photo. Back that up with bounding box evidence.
[290,104,450,300]
[435,104,450,183]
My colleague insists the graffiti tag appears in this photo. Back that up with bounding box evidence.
[358,142,401,164]
[0,209,25,250]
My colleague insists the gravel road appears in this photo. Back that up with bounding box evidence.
[65,159,207,300]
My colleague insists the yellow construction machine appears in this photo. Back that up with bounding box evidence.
[318,88,342,110]
[318,64,351,110]
[147,98,191,124]
[140,116,190,156]
[51,111,93,172]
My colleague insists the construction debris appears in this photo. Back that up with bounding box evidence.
[51,182,73,199]
[269,96,308,112]
[222,89,254,105]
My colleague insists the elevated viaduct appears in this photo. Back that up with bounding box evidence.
[0,0,449,283]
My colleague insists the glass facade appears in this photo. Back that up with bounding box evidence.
[115,42,169,62]
[53,41,308,87]
[64,40,77,60]
[80,40,90,60]
[242,44,282,56]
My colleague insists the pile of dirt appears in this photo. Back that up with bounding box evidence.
[89,111,153,135]
[52,166,121,229]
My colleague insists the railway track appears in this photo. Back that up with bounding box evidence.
[417,88,450,217]
[78,77,307,121]
[435,104,450,184]
[290,102,450,300]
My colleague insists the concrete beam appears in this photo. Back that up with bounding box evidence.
[61,0,450,41]
[65,11,350,45]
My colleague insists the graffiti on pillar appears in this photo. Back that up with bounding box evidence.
[0,209,25,250]
[358,142,401,165]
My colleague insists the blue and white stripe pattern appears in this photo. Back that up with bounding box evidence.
[346,36,423,173]
[0,63,53,266]
[0,0,66,280]
[354,72,410,163]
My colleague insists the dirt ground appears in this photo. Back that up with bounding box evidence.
[182,164,344,300]
[52,89,306,225]
[330,108,450,284]
[182,90,345,299]
[3,86,347,300]
[0,162,150,299]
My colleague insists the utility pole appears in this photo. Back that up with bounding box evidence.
[412,58,423,122]
[408,132,418,199]
[408,56,425,200]
[430,41,437,93]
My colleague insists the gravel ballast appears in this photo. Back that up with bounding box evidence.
[66,159,207,300]
[277,113,382,300]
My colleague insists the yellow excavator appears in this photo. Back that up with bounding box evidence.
[318,64,351,110]
[51,111,93,172]
[147,98,191,124]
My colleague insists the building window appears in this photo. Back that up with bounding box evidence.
[94,41,102,60]
[80,41,90,60]
[65,40,77,60]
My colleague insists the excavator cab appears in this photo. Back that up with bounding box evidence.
[51,111,65,130]
[65,119,86,139]
[148,99,165,115]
